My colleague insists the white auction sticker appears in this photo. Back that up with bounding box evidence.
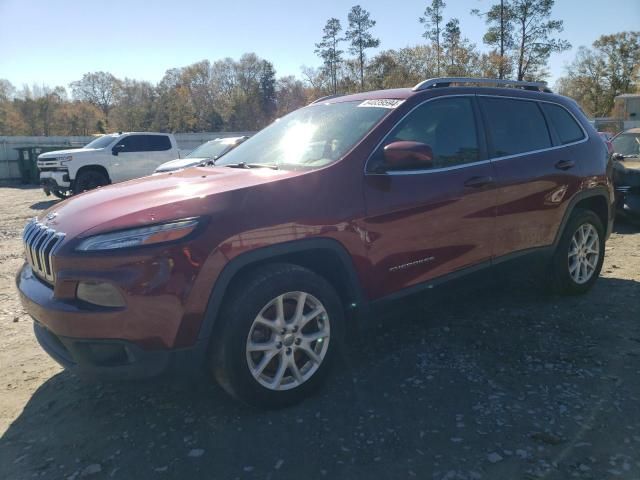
[358,99,405,109]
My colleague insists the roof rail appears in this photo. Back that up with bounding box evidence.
[412,77,552,93]
[310,94,344,104]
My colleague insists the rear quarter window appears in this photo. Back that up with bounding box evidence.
[541,103,585,145]
[479,97,552,157]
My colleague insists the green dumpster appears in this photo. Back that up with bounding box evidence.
[15,146,80,184]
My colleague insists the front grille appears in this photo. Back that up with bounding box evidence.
[37,160,59,167]
[22,219,65,283]
[616,185,631,193]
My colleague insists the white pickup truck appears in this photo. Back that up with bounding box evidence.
[37,132,180,198]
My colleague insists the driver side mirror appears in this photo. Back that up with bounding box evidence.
[612,152,624,161]
[112,144,124,156]
[382,141,434,171]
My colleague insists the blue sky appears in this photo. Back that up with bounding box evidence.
[1,0,638,92]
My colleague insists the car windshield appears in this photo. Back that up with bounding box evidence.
[84,135,118,149]
[215,101,393,169]
[186,139,236,159]
[612,133,640,157]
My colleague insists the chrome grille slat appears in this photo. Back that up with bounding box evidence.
[32,226,48,271]
[24,223,41,266]
[22,224,35,263]
[43,234,64,276]
[23,222,36,239]
[37,230,54,273]
[28,226,45,268]
[41,234,57,276]
[22,218,65,283]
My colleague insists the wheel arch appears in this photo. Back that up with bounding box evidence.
[75,165,111,184]
[554,188,611,246]
[197,238,367,344]
[573,195,609,231]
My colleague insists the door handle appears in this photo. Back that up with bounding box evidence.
[464,175,494,188]
[555,160,575,170]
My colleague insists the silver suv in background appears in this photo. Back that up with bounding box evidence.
[154,136,249,173]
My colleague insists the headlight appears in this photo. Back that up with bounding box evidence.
[59,155,73,164]
[76,219,199,251]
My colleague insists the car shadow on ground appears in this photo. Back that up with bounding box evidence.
[0,183,41,191]
[2,271,640,480]
[29,200,58,211]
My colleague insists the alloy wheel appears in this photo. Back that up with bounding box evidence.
[245,291,330,391]
[568,223,600,284]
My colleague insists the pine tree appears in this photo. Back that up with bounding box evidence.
[420,0,446,76]
[315,18,344,94]
[345,5,380,91]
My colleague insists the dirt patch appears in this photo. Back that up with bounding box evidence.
[1,185,640,479]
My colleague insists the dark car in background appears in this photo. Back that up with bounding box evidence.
[598,131,614,156]
[611,128,640,217]
[17,77,613,407]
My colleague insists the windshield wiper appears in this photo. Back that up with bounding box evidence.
[225,162,279,170]
[198,156,220,167]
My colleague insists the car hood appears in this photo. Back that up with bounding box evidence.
[38,148,100,158]
[155,157,207,172]
[37,166,305,238]
[621,159,640,170]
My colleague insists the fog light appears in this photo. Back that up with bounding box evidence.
[77,281,125,308]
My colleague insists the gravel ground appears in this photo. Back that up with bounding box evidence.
[1,184,639,480]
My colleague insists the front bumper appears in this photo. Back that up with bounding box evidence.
[39,171,70,194]
[17,264,205,379]
[613,161,640,217]
[615,186,640,216]
[33,321,173,379]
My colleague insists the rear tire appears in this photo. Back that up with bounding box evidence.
[73,169,109,194]
[549,208,605,295]
[211,263,344,408]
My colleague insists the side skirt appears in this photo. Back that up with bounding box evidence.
[365,245,555,313]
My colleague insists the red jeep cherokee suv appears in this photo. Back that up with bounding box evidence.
[17,78,614,406]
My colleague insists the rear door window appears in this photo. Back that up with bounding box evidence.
[479,97,552,157]
[146,135,172,151]
[541,103,585,145]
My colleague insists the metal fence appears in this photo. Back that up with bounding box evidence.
[0,132,254,180]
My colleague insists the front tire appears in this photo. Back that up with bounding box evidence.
[211,264,344,408]
[549,208,605,295]
[73,169,109,194]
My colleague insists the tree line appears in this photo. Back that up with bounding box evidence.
[0,54,303,136]
[557,31,640,118]
[0,2,638,137]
